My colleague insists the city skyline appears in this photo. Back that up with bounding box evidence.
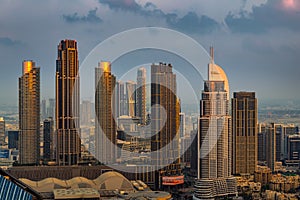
[0,0,299,105]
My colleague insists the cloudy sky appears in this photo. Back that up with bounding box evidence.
[0,0,299,105]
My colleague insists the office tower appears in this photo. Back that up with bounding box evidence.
[287,134,300,161]
[194,48,237,199]
[125,81,136,117]
[151,63,182,189]
[136,67,147,125]
[115,81,126,118]
[47,98,55,120]
[283,124,297,159]
[8,131,19,149]
[179,113,185,138]
[258,123,267,162]
[41,99,47,120]
[232,92,258,175]
[273,123,283,161]
[266,124,276,171]
[43,118,54,161]
[56,40,81,165]
[80,100,92,126]
[19,60,40,165]
[0,117,5,146]
[95,61,116,164]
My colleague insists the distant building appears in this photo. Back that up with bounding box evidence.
[43,118,54,161]
[41,99,47,120]
[80,100,92,126]
[47,98,55,120]
[95,61,117,164]
[258,123,267,162]
[232,92,258,175]
[0,117,5,146]
[179,113,185,138]
[136,67,147,125]
[19,60,40,165]
[287,134,300,161]
[126,81,136,117]
[8,131,19,149]
[266,124,276,172]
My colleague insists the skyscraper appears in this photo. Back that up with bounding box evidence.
[80,100,92,126]
[47,98,55,120]
[151,63,182,189]
[232,92,258,175]
[43,118,54,161]
[194,48,237,199]
[56,39,81,166]
[19,60,40,165]
[136,67,147,125]
[115,81,126,118]
[95,61,117,164]
[0,117,5,146]
[125,81,136,117]
[41,99,47,120]
[266,123,276,172]
[179,113,186,138]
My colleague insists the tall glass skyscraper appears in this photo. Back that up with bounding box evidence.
[136,67,146,125]
[232,92,258,175]
[95,61,116,164]
[194,48,237,199]
[151,63,182,189]
[19,60,40,165]
[55,40,81,166]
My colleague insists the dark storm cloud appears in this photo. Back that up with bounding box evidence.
[99,0,141,12]
[98,0,220,34]
[63,8,102,23]
[167,12,219,34]
[0,37,22,46]
[226,0,300,33]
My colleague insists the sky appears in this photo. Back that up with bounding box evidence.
[0,0,300,106]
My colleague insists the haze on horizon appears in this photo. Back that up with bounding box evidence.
[0,0,299,105]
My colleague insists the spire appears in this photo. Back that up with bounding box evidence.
[210,46,214,63]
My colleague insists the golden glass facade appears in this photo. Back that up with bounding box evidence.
[95,61,117,164]
[19,60,40,165]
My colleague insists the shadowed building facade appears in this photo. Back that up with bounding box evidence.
[19,60,40,165]
[232,92,258,175]
[56,40,81,166]
[151,63,181,189]
[95,61,117,164]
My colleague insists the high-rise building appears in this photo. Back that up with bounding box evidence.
[287,134,300,161]
[136,67,147,125]
[56,40,81,166]
[43,118,54,161]
[194,48,237,199]
[258,123,267,162]
[232,92,258,175]
[95,61,117,164]
[8,131,19,149]
[179,113,185,138]
[0,117,5,146]
[151,63,182,189]
[41,99,47,120]
[266,123,276,172]
[47,98,55,120]
[19,60,40,165]
[115,81,126,118]
[80,100,92,126]
[125,81,136,117]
